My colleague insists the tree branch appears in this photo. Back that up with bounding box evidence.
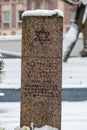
[63,3,86,62]
[62,0,78,5]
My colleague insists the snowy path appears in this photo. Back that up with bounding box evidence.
[0,103,20,130]
[0,58,21,89]
[62,101,87,130]
[63,57,87,88]
[0,101,87,130]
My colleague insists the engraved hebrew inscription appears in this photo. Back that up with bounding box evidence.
[22,58,61,98]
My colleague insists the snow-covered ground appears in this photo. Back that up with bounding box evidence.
[63,57,87,88]
[0,58,21,89]
[0,101,87,130]
[62,101,87,130]
[0,57,87,130]
[0,103,20,130]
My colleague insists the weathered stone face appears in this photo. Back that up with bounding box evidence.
[21,15,63,130]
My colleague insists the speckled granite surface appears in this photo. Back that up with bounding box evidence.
[21,16,63,130]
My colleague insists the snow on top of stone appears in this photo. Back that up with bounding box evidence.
[22,9,64,17]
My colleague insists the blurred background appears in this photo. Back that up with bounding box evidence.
[0,0,85,57]
[0,0,87,130]
[0,0,77,35]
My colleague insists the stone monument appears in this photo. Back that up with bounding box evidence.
[21,10,63,130]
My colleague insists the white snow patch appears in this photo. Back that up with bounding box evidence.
[0,102,20,130]
[14,126,21,130]
[0,58,21,89]
[0,92,5,96]
[0,35,21,41]
[35,125,58,130]
[14,125,58,130]
[0,102,87,130]
[0,49,21,58]
[63,57,87,88]
[82,5,87,24]
[22,9,63,17]
[63,24,78,58]
[62,101,87,130]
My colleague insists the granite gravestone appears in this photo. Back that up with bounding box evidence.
[21,10,63,130]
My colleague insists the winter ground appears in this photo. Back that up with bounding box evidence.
[0,57,87,130]
[0,101,87,130]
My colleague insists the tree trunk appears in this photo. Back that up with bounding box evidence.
[62,0,78,5]
[81,18,87,56]
[63,3,85,62]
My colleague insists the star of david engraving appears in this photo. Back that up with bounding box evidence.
[34,27,50,45]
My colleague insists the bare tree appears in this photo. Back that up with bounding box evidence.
[63,0,87,62]
[62,0,78,5]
